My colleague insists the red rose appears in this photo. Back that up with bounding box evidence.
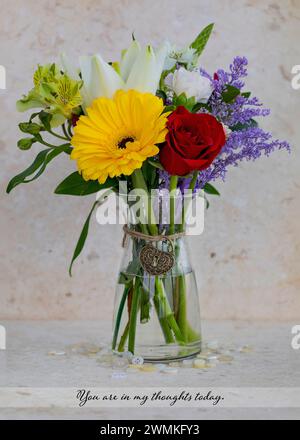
[159,106,226,176]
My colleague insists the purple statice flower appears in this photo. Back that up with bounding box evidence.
[159,56,290,192]
[200,56,271,127]
[159,169,192,196]
[196,127,290,189]
[158,169,170,189]
[196,56,290,188]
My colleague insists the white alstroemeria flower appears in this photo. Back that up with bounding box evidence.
[160,41,176,70]
[163,44,198,70]
[61,40,167,109]
[60,53,91,109]
[167,67,213,103]
[179,47,197,66]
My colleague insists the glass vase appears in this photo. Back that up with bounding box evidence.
[111,191,202,361]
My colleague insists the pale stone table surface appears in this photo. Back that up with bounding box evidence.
[0,320,299,420]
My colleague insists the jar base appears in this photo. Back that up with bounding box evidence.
[122,341,202,363]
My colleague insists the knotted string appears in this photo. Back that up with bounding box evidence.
[122,224,186,248]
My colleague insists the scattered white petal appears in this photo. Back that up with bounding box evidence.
[168,361,180,367]
[182,359,193,368]
[193,359,206,369]
[140,365,157,372]
[207,355,219,361]
[132,356,144,365]
[127,364,143,371]
[239,345,253,353]
[48,351,66,356]
[219,355,234,363]
[161,367,178,374]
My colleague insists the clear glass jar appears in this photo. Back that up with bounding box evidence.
[111,190,202,361]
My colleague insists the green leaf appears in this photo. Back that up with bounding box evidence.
[221,85,240,103]
[24,145,70,183]
[19,122,42,135]
[163,104,176,113]
[6,149,49,193]
[54,171,117,196]
[148,159,165,171]
[16,89,44,112]
[185,96,196,111]
[142,160,158,189]
[17,137,36,150]
[192,102,211,113]
[118,240,145,284]
[118,261,140,284]
[241,91,251,98]
[50,113,67,128]
[39,111,52,131]
[230,118,258,132]
[29,111,42,123]
[69,200,99,276]
[6,144,71,193]
[203,183,220,196]
[156,90,167,102]
[174,93,187,107]
[190,23,214,56]
[173,93,196,111]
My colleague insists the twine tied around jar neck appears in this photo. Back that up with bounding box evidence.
[122,224,186,248]
[122,225,186,275]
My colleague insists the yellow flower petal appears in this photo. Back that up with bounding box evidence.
[71,90,168,183]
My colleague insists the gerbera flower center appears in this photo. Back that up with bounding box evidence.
[118,136,135,149]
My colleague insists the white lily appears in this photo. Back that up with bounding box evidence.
[60,52,79,80]
[156,41,171,73]
[61,40,167,109]
[79,55,125,106]
[125,44,166,94]
[119,39,141,82]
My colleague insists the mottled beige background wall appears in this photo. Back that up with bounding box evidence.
[0,0,299,320]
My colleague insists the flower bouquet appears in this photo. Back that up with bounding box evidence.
[7,24,289,361]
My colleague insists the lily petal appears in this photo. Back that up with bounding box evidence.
[60,53,80,80]
[155,41,170,72]
[93,55,125,98]
[79,56,95,109]
[119,40,141,82]
[79,55,125,107]
[125,45,164,94]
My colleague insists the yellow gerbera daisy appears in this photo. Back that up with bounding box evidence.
[70,89,168,184]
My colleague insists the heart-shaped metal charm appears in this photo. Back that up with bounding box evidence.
[139,244,175,276]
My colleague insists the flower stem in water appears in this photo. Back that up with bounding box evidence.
[177,274,188,342]
[117,321,129,352]
[155,277,183,343]
[112,282,131,350]
[128,277,141,354]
